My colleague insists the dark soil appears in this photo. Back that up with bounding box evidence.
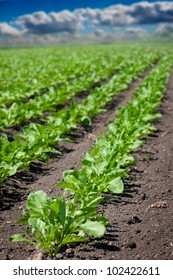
[0,73,173,260]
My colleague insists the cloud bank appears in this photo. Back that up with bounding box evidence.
[0,1,173,43]
[15,10,83,35]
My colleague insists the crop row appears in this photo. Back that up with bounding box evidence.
[0,51,159,186]
[0,47,108,105]
[0,46,116,82]
[10,53,173,256]
[0,46,130,106]
[0,50,144,128]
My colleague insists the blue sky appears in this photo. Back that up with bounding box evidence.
[0,1,173,44]
[0,0,171,22]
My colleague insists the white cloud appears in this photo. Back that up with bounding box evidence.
[129,1,173,25]
[15,10,83,34]
[74,2,173,27]
[124,27,147,39]
[0,1,173,42]
[93,28,115,40]
[0,23,20,36]
[125,27,146,34]
[91,27,148,42]
[156,22,173,36]
[74,5,133,27]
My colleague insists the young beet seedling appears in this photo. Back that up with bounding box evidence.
[10,190,106,257]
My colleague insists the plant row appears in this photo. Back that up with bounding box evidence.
[0,52,159,186]
[0,50,140,128]
[0,46,129,106]
[0,45,118,82]
[10,53,173,256]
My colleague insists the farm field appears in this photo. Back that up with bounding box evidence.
[0,43,173,260]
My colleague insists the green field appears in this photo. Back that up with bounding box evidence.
[0,44,173,257]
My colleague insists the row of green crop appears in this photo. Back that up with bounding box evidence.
[0,46,129,106]
[0,47,108,105]
[0,50,141,128]
[0,46,103,85]
[0,45,116,81]
[10,53,173,256]
[0,52,159,186]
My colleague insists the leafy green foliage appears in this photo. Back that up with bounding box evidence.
[0,50,128,128]
[10,190,106,256]
[0,50,160,185]
[6,46,173,255]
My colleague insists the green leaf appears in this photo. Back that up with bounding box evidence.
[49,199,61,215]
[81,116,92,126]
[61,234,88,245]
[81,220,106,238]
[75,206,96,219]
[92,161,107,175]
[28,218,46,235]
[86,196,104,207]
[130,140,143,149]
[57,181,74,190]
[63,169,79,181]
[17,211,30,225]
[108,122,117,133]
[27,191,49,218]
[58,198,66,225]
[107,177,124,194]
[9,234,32,244]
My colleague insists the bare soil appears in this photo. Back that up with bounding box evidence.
[0,73,173,260]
